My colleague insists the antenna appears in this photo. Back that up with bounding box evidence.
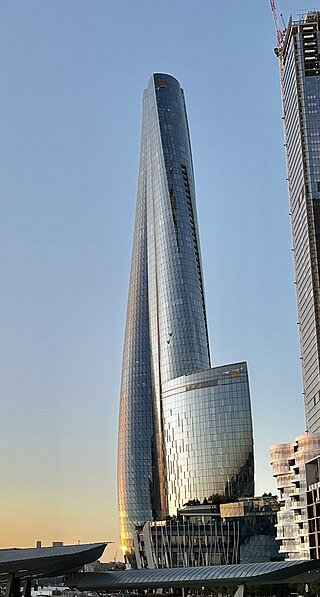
[270,0,285,46]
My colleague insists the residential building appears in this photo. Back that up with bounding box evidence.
[118,73,254,561]
[270,432,320,559]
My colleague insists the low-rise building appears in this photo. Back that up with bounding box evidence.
[134,496,281,569]
[220,495,281,564]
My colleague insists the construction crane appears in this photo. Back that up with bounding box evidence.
[270,0,285,46]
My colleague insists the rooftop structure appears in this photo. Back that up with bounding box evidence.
[0,543,107,597]
[67,559,320,592]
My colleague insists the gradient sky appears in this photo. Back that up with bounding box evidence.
[1,0,317,561]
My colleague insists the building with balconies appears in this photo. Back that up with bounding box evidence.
[270,433,320,559]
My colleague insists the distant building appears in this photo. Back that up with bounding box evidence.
[84,560,125,572]
[270,432,320,559]
[133,497,281,569]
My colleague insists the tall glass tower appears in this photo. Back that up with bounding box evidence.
[118,74,254,558]
[275,13,320,432]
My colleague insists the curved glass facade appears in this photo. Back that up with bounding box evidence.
[118,86,154,548]
[162,364,254,515]
[118,74,254,556]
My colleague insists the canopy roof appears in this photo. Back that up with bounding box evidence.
[0,543,107,580]
[67,560,320,591]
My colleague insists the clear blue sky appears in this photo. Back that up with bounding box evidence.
[0,0,316,558]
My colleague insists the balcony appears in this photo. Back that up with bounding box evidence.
[289,487,301,496]
[290,501,301,510]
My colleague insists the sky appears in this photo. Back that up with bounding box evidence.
[0,0,318,561]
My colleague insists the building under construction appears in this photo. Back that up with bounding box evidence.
[273,8,320,433]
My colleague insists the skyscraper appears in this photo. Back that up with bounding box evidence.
[118,74,254,558]
[275,12,320,431]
